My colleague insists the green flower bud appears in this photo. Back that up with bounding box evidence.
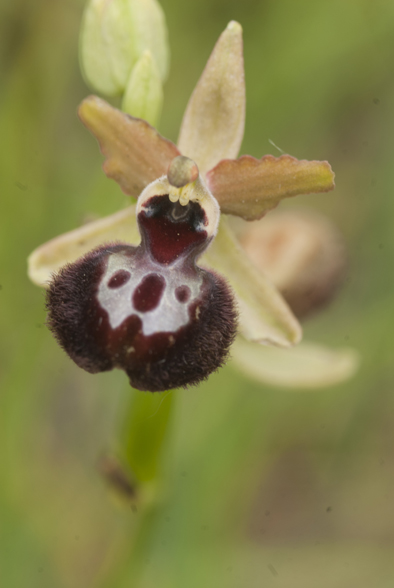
[79,0,169,97]
[122,50,163,126]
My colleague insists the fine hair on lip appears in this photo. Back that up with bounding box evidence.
[46,179,238,392]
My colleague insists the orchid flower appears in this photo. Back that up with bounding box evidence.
[28,21,357,391]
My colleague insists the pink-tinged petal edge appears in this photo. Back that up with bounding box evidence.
[207,154,335,220]
[79,95,180,197]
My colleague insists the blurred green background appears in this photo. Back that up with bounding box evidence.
[2,0,394,586]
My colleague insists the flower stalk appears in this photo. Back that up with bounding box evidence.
[119,388,175,484]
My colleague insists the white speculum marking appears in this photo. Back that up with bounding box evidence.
[97,250,202,336]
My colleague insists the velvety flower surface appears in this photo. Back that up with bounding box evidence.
[45,157,237,391]
[28,21,357,390]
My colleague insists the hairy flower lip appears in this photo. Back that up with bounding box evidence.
[46,191,237,391]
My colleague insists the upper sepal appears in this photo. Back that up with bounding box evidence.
[177,21,245,175]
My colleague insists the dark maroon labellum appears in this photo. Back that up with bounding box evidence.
[46,194,237,392]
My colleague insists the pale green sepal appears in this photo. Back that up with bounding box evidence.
[177,21,245,175]
[202,217,302,347]
[28,206,140,287]
[231,338,360,389]
[122,50,163,127]
[80,0,169,97]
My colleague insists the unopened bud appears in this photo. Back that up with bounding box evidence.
[122,50,163,125]
[80,0,169,97]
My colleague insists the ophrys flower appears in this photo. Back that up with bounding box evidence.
[29,22,344,392]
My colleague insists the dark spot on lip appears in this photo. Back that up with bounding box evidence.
[108,269,131,289]
[133,273,165,312]
[175,285,191,303]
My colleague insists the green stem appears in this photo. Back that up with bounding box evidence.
[119,388,176,485]
[101,389,176,587]
[103,503,161,588]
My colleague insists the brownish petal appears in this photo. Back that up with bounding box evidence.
[206,154,335,220]
[79,95,180,197]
